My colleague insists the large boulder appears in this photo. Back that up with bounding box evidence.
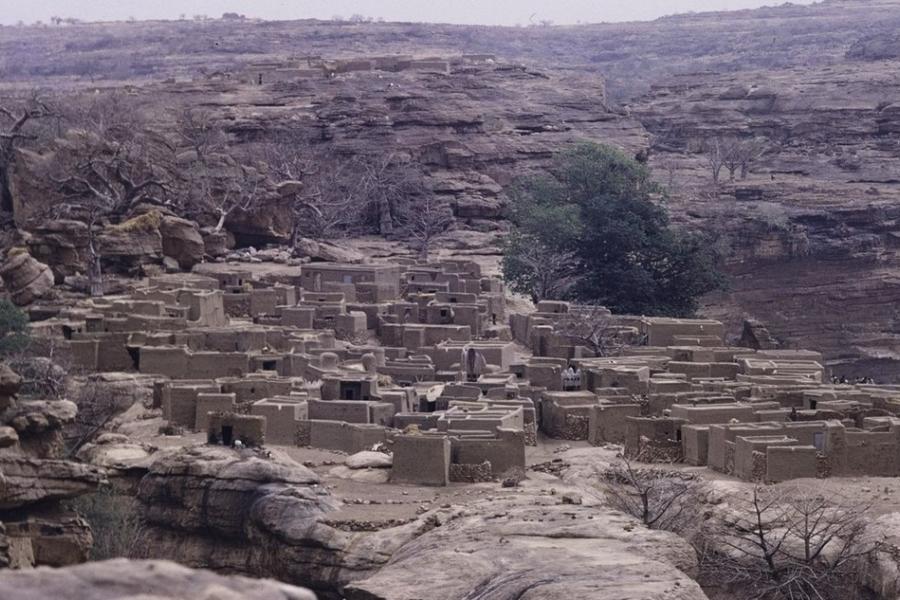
[201,226,235,258]
[0,251,54,306]
[160,215,205,269]
[295,237,365,264]
[0,559,317,600]
[345,451,392,470]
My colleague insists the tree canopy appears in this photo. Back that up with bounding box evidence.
[502,143,725,317]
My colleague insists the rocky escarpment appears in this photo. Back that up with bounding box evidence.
[133,444,705,600]
[0,558,316,600]
[8,56,645,248]
[133,445,414,596]
[633,60,900,379]
[3,1,900,101]
[0,364,105,568]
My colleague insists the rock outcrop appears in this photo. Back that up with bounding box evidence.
[0,558,317,600]
[133,445,705,600]
[0,365,104,568]
[345,493,704,600]
[0,251,54,306]
[159,215,205,269]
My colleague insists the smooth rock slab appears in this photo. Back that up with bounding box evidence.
[0,558,317,600]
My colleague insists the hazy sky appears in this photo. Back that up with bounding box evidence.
[1,0,818,27]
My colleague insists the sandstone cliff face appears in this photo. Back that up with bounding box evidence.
[633,61,900,378]
[133,445,705,600]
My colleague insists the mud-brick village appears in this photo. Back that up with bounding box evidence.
[6,3,900,600]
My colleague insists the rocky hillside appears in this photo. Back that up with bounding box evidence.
[3,1,900,100]
[634,58,900,377]
[5,1,900,375]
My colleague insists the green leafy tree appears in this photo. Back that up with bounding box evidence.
[0,299,30,356]
[502,143,724,316]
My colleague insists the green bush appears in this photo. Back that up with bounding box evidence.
[0,299,30,356]
[502,143,725,317]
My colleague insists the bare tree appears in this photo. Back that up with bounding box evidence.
[174,107,227,163]
[187,157,265,233]
[49,129,171,296]
[599,459,701,534]
[698,487,877,600]
[553,305,627,357]
[703,136,727,186]
[65,379,129,456]
[402,194,453,260]
[703,135,769,185]
[502,234,581,303]
[357,153,426,236]
[256,139,356,244]
[0,91,52,213]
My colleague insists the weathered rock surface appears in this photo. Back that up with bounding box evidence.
[0,558,317,600]
[294,237,366,264]
[0,457,105,510]
[634,59,900,378]
[75,433,155,472]
[0,251,54,306]
[345,451,392,470]
[345,495,704,600]
[133,445,705,600]
[159,215,205,269]
[0,365,104,567]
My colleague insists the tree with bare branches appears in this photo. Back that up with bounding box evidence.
[599,459,702,533]
[255,139,357,244]
[174,107,227,163]
[357,152,427,236]
[0,91,52,213]
[552,305,628,357]
[187,156,265,233]
[698,487,877,600]
[401,193,453,261]
[47,129,171,295]
[502,232,580,303]
[703,135,769,185]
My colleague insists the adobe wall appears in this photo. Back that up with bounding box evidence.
[766,445,818,482]
[588,404,641,445]
[189,352,250,379]
[251,399,306,445]
[207,412,266,447]
[451,429,525,476]
[194,393,236,432]
[306,420,389,453]
[682,425,710,466]
[391,434,450,486]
